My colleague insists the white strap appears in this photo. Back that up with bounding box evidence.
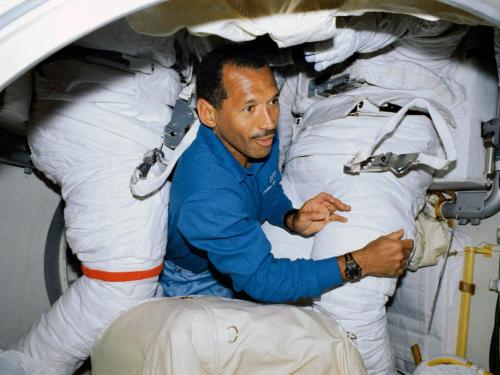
[178,81,196,103]
[351,98,457,171]
[130,121,200,197]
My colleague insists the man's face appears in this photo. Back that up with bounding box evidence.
[198,64,280,167]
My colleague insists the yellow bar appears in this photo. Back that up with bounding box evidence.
[411,344,422,365]
[456,246,475,357]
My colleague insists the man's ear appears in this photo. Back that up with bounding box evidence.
[197,99,217,129]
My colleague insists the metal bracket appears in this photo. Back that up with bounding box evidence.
[455,191,488,225]
[481,117,500,179]
[482,117,500,149]
[308,74,366,98]
[459,281,476,295]
[440,117,500,224]
[344,152,419,176]
[163,99,197,150]
[490,279,500,293]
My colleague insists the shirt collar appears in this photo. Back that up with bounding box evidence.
[198,124,270,183]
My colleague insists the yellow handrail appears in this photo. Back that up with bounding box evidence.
[456,245,493,358]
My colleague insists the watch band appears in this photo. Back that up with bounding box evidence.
[283,208,299,233]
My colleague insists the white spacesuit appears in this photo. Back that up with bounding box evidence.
[2,20,182,374]
[265,14,466,374]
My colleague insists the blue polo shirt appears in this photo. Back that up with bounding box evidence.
[165,124,342,302]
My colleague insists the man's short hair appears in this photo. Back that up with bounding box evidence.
[196,43,268,109]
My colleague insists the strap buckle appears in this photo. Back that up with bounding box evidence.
[136,148,166,180]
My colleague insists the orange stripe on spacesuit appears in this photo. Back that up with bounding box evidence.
[81,264,164,282]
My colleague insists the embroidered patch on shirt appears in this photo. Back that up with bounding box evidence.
[263,171,277,194]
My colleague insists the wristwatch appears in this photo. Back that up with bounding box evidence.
[344,252,362,282]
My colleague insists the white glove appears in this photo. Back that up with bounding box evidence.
[304,28,360,71]
[304,14,409,71]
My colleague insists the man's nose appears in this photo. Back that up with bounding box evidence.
[259,107,276,130]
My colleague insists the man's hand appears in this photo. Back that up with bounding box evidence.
[338,229,414,281]
[287,192,351,236]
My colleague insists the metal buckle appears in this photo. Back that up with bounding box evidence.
[344,152,419,176]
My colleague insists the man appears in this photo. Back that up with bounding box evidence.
[160,44,413,302]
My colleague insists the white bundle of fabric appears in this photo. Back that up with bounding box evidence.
[92,296,367,375]
[127,0,338,48]
[304,14,469,71]
[264,95,456,374]
[10,58,181,374]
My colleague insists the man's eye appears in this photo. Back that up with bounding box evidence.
[244,105,255,112]
[271,98,279,105]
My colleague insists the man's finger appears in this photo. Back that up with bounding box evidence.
[330,212,348,223]
[327,202,351,212]
[303,211,329,222]
[315,193,338,203]
[303,194,330,210]
[308,193,332,207]
[309,193,351,211]
[334,200,351,211]
[385,228,404,240]
[316,192,334,201]
[322,194,351,211]
[401,239,414,250]
[313,196,351,212]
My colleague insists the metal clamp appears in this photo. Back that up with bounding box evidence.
[163,99,197,150]
[490,279,500,293]
[308,74,366,98]
[344,152,419,176]
[459,281,476,295]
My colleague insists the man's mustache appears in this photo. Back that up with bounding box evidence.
[251,129,276,139]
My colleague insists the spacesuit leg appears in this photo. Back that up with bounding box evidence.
[11,274,160,374]
[316,285,397,375]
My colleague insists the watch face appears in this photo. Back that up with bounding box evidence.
[346,266,361,281]
[345,256,362,282]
